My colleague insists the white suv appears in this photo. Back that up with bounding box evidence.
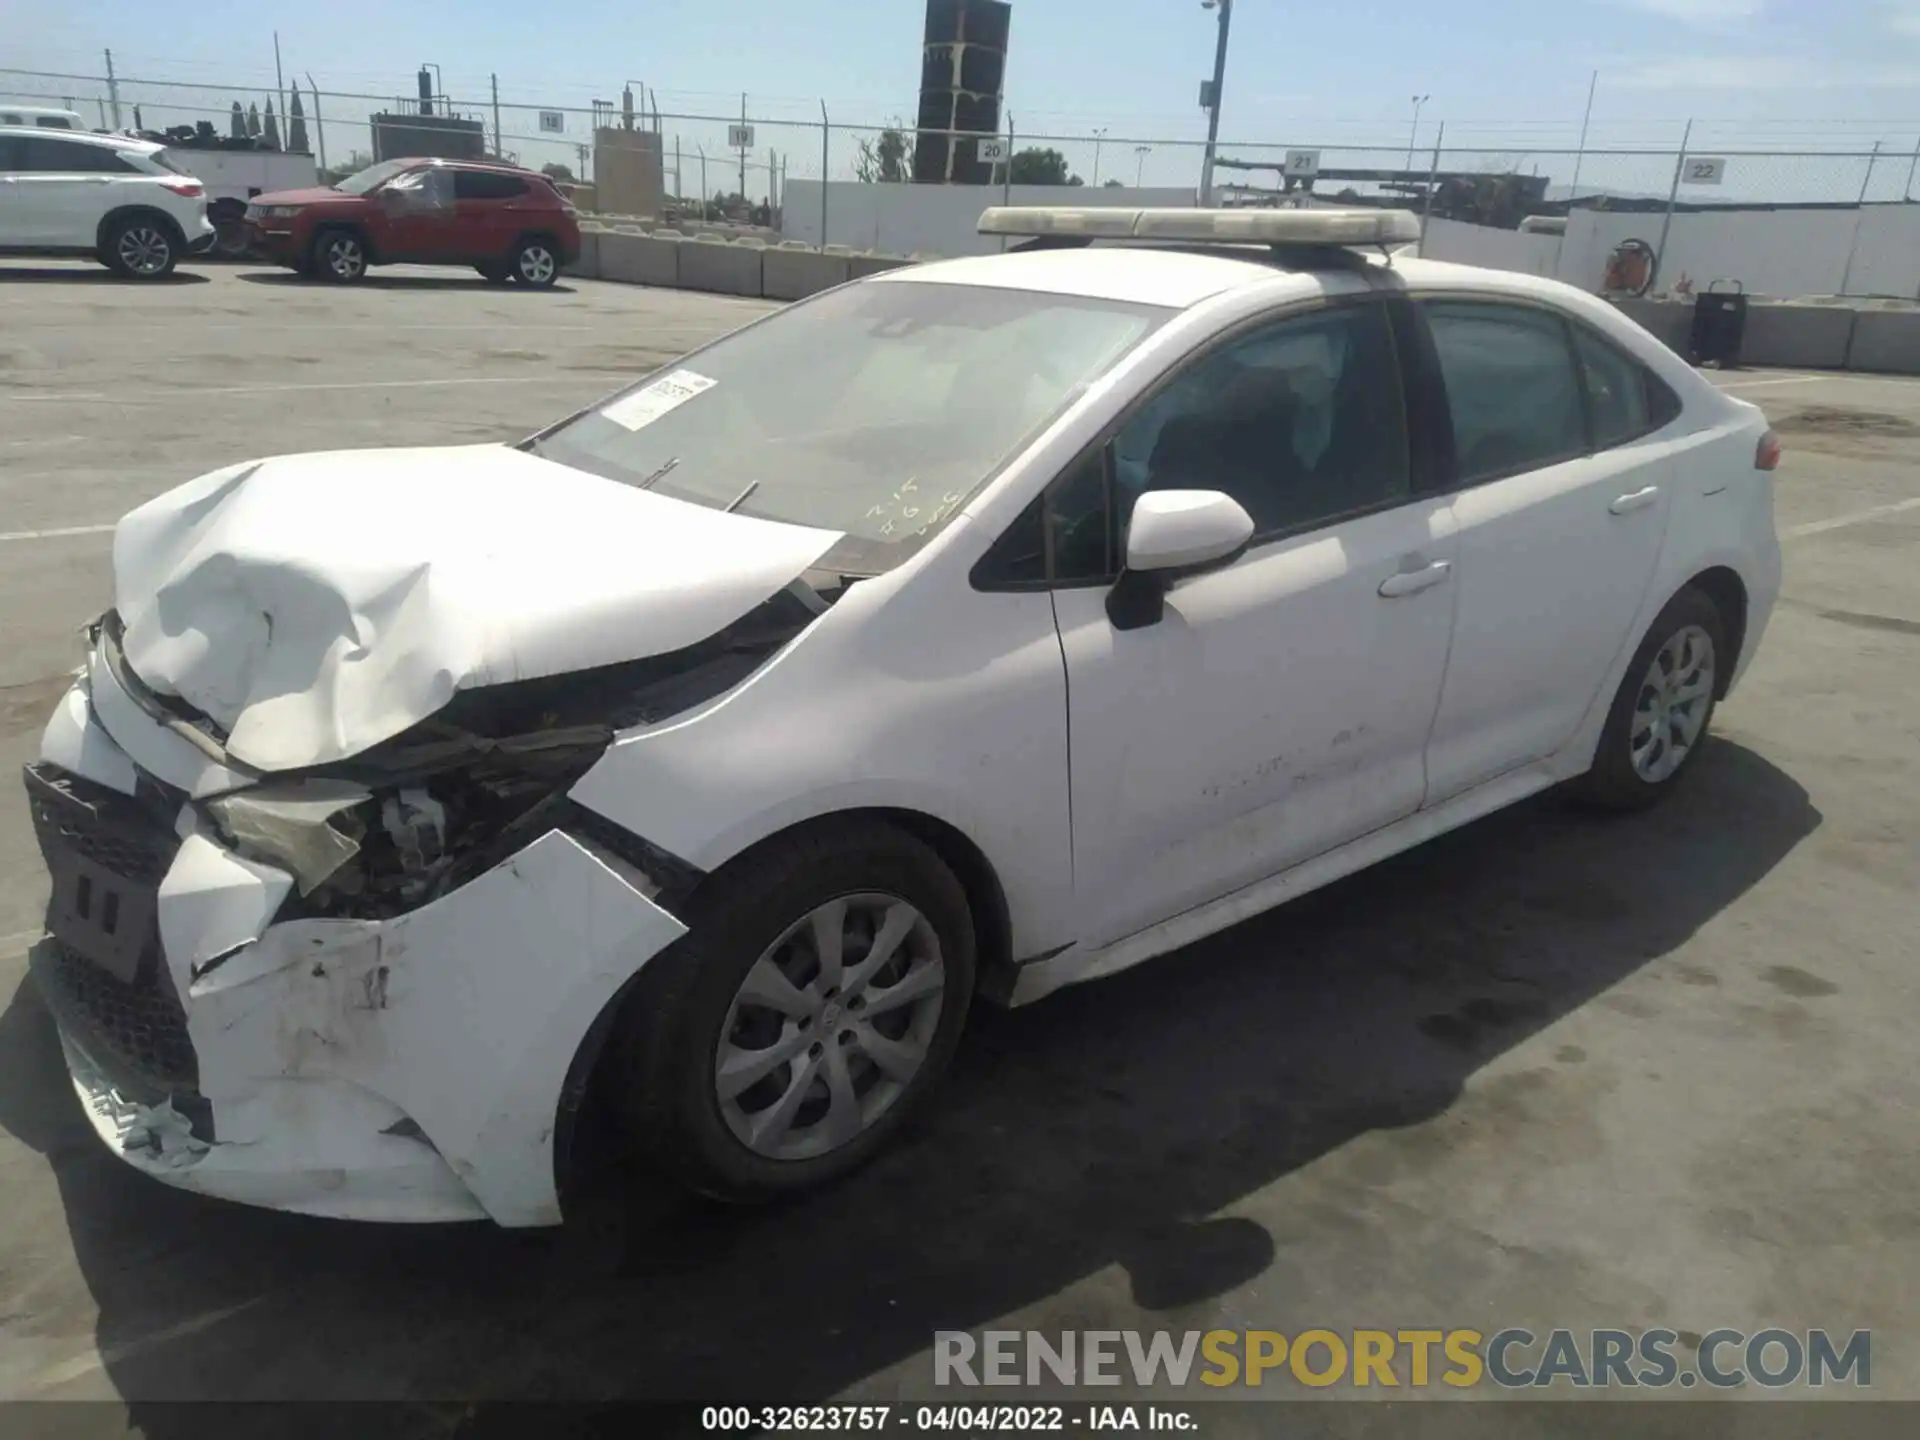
[0,127,215,278]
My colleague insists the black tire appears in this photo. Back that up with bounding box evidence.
[1570,586,1727,812]
[507,235,561,288]
[476,261,510,284]
[311,226,368,283]
[101,213,180,280]
[290,257,317,277]
[615,819,977,1203]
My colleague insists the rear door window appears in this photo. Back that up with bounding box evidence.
[18,137,139,173]
[1425,301,1588,483]
[454,171,529,201]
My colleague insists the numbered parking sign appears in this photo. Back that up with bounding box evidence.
[729,124,755,150]
[1684,156,1727,186]
[538,110,564,134]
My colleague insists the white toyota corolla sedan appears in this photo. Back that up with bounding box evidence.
[25,207,1782,1226]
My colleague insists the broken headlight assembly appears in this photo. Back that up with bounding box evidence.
[199,582,832,921]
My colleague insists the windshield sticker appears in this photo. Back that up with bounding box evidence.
[601,369,718,431]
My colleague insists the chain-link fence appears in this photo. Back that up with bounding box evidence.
[6,65,1916,221]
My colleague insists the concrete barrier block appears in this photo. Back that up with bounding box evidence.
[1845,308,1920,374]
[597,232,681,289]
[763,248,853,301]
[679,236,765,296]
[1609,298,1691,356]
[567,229,600,279]
[1739,303,1856,369]
[848,254,916,279]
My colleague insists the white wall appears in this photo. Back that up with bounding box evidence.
[1418,217,1561,278]
[782,181,1198,258]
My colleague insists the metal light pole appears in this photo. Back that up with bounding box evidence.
[1135,145,1151,187]
[1198,0,1233,204]
[1404,94,1429,173]
[1568,70,1599,204]
[1092,127,1108,186]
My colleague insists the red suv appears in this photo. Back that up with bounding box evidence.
[244,156,581,287]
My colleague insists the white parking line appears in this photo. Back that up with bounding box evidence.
[1783,495,1920,538]
[1713,375,1831,390]
[1,373,632,404]
[9,1297,267,1397]
[0,523,116,544]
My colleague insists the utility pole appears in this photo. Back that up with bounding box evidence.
[273,32,286,132]
[1135,145,1151,187]
[739,92,748,201]
[103,49,122,130]
[1092,126,1107,186]
[1568,70,1599,204]
[1651,118,1693,294]
[491,75,502,158]
[306,75,327,172]
[1404,95,1430,174]
[1840,139,1884,297]
[1198,0,1233,204]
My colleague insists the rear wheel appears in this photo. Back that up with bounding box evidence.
[615,821,976,1202]
[1570,587,1725,811]
[102,215,179,279]
[508,236,560,287]
[312,227,368,283]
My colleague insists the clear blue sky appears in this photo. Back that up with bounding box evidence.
[7,0,1920,182]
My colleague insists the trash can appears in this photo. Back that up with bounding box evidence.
[1689,280,1748,368]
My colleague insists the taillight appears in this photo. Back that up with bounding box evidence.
[161,179,204,198]
[1755,430,1782,471]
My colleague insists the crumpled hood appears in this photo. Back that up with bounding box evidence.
[112,444,841,771]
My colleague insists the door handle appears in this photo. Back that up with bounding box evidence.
[1609,485,1660,515]
[1378,560,1452,598]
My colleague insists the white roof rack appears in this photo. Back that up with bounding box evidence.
[977,205,1421,248]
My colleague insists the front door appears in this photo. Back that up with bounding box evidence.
[1417,300,1677,803]
[1050,300,1461,950]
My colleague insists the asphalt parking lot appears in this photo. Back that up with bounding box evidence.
[1,261,1916,1432]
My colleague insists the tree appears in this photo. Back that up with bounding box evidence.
[262,97,281,151]
[229,101,247,140]
[542,162,576,183]
[855,122,912,183]
[246,102,261,139]
[1009,147,1082,186]
[1103,177,1124,188]
[288,86,309,154]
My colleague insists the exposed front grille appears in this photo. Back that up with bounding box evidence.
[30,936,199,1101]
[26,767,177,888]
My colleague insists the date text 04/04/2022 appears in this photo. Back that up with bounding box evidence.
[700,1405,1199,1432]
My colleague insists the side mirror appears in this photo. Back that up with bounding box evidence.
[1107,490,1255,631]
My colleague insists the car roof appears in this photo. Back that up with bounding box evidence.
[880,246,1305,309]
[0,124,159,151]
[388,156,542,176]
[877,242,1603,314]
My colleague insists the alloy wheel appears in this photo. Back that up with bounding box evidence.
[323,234,365,280]
[714,893,947,1162]
[516,244,557,284]
[1630,623,1715,783]
[117,225,172,276]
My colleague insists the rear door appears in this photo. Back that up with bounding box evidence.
[451,169,530,263]
[1417,298,1679,803]
[0,136,23,245]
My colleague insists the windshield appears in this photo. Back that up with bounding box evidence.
[525,280,1168,548]
[333,159,418,195]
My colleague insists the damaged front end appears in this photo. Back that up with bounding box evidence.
[25,580,831,1225]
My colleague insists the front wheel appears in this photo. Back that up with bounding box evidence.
[1570,587,1726,811]
[616,821,976,1202]
[508,237,560,287]
[312,227,368,283]
[102,215,179,279]
[476,261,510,284]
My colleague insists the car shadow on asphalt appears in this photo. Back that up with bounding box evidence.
[236,272,579,294]
[0,268,211,286]
[0,740,1820,1427]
